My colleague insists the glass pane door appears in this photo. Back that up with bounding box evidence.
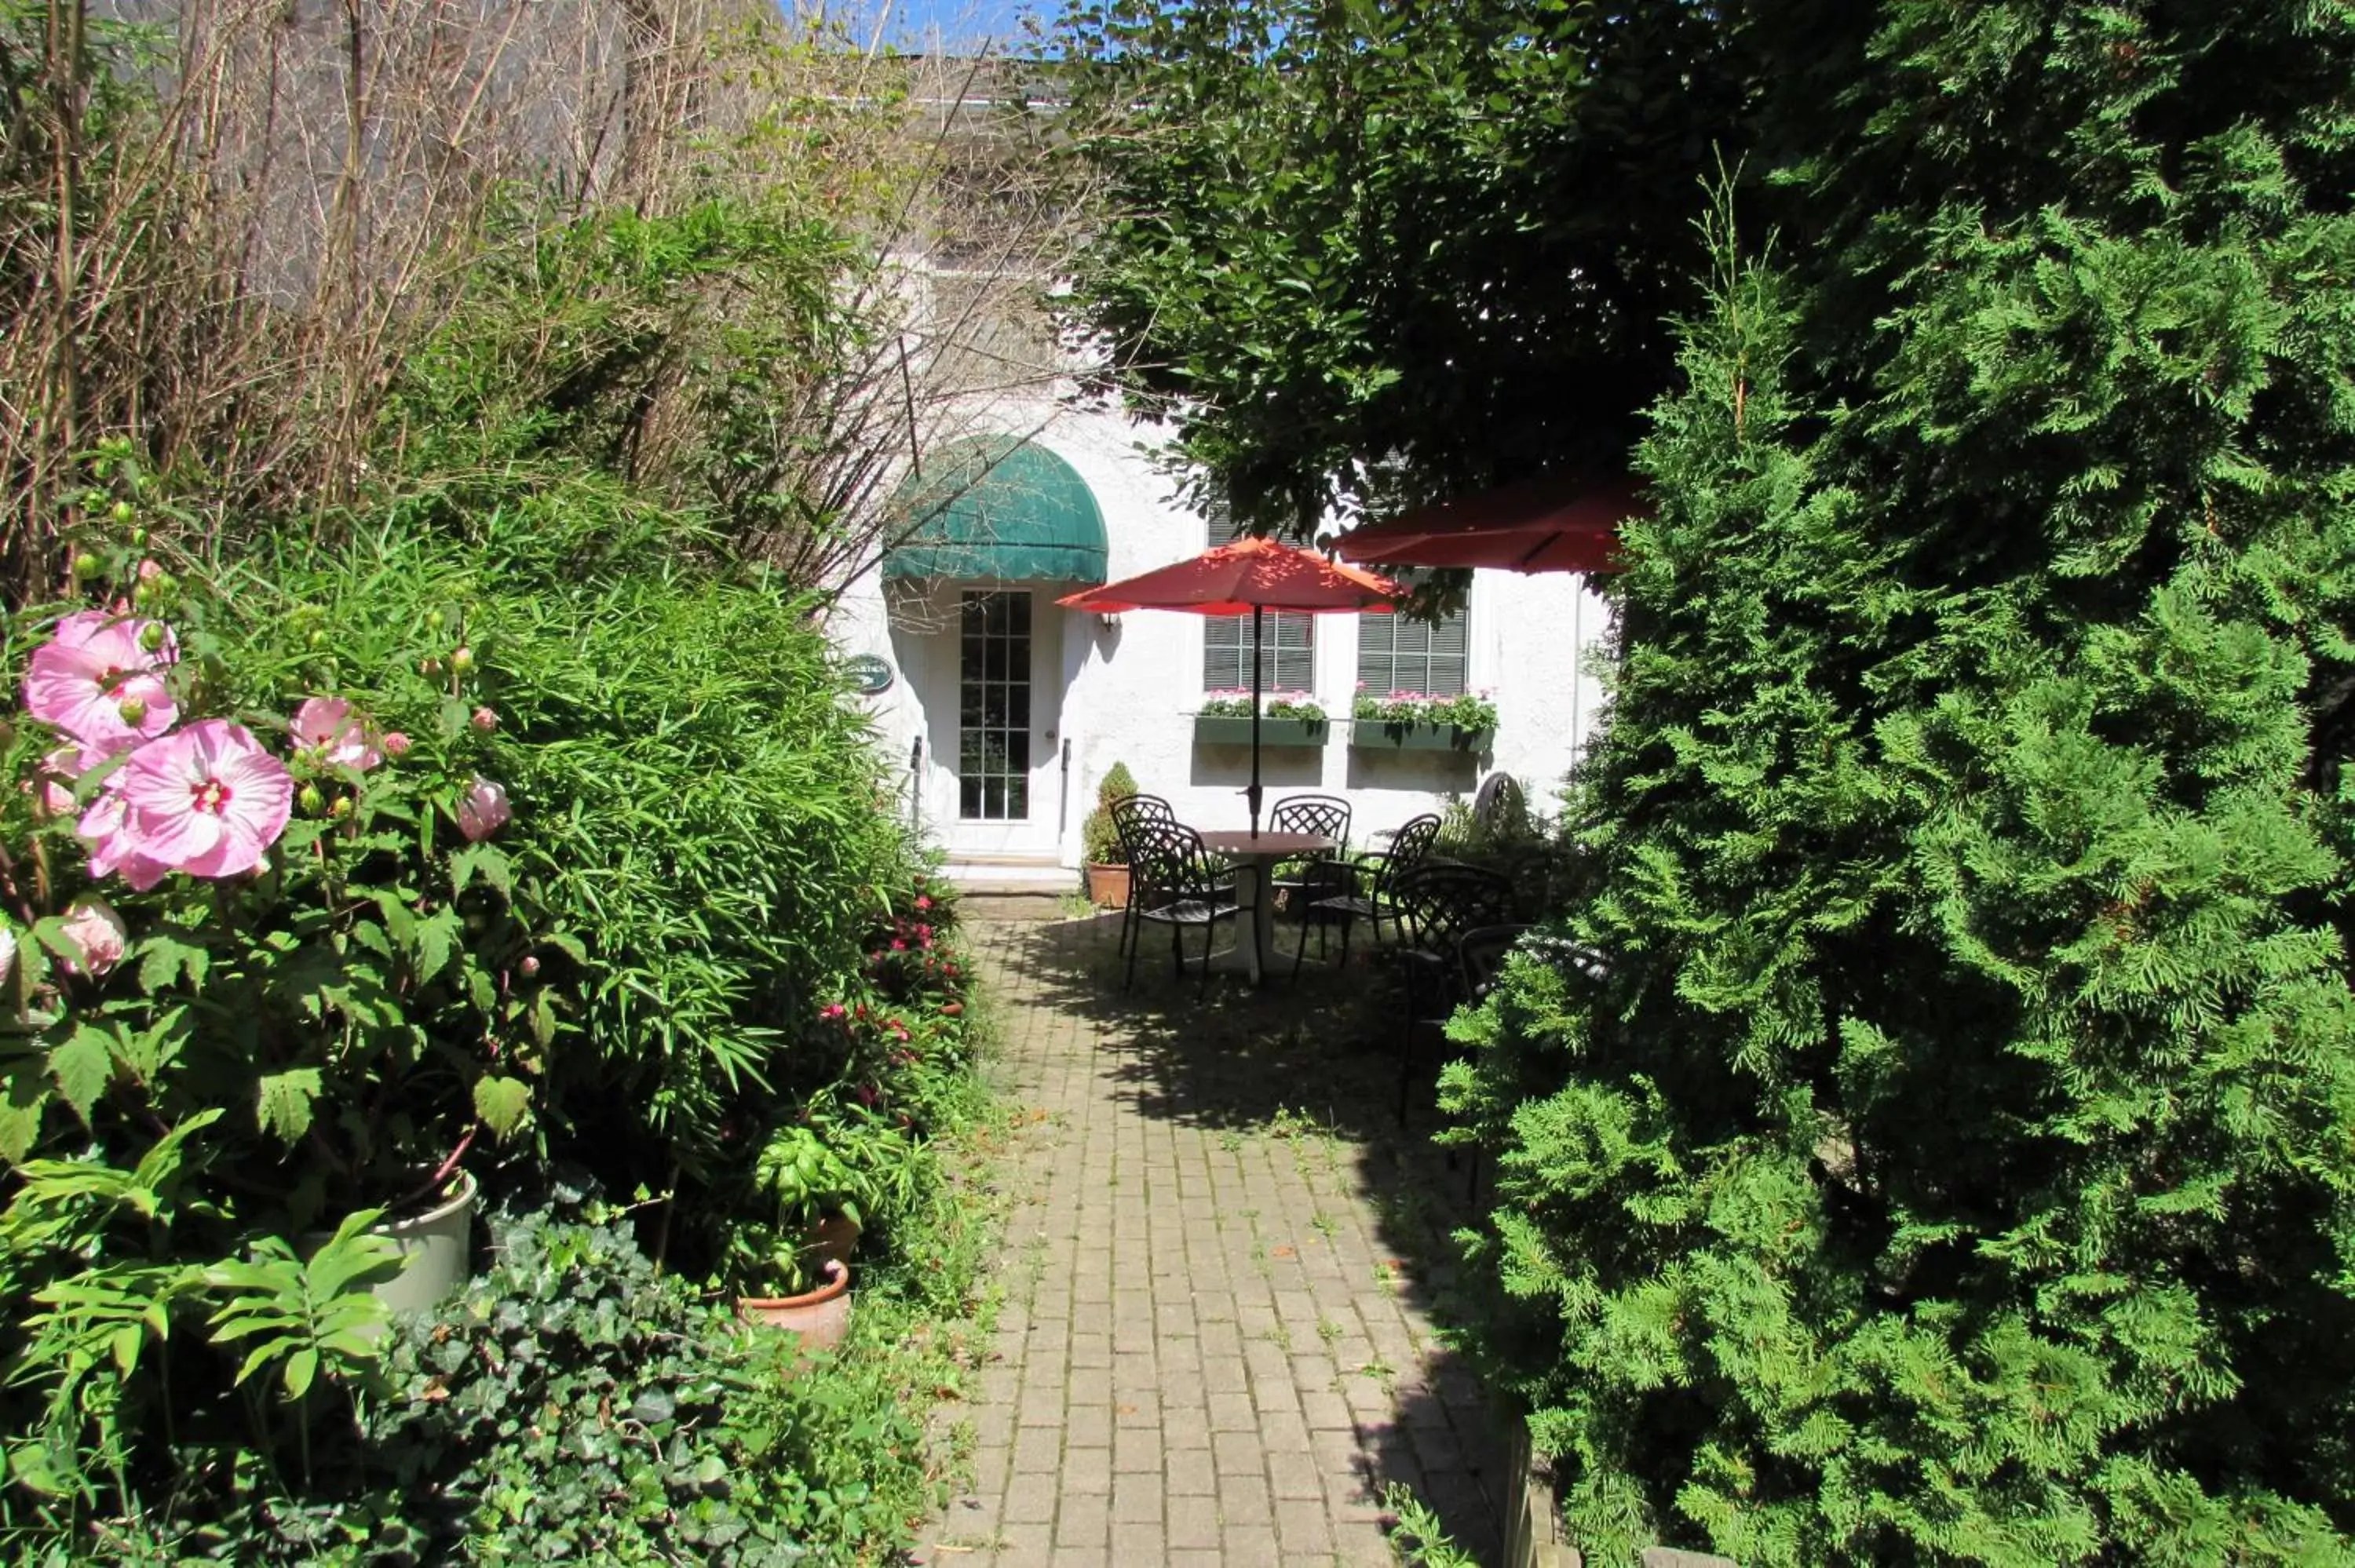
[958,590,1031,821]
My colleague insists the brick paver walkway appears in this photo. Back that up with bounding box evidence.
[924,908,1502,1567]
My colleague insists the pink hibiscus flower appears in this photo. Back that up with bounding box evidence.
[23,611,179,749]
[290,696,383,771]
[113,720,293,881]
[457,777,510,841]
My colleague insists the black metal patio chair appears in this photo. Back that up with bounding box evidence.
[1387,863,1517,1125]
[1451,921,1533,1200]
[1107,793,1178,963]
[1287,811,1444,981]
[1124,820,1242,992]
[1265,793,1351,950]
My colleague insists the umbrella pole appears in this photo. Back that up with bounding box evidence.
[1248,604,1264,837]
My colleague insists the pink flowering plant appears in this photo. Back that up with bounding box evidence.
[1350,687,1499,731]
[0,569,568,1237]
[726,876,974,1295]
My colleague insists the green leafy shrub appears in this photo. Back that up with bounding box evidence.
[1080,760,1139,866]
[210,483,923,1216]
[0,475,950,1552]
[46,1190,973,1566]
[359,1197,939,1566]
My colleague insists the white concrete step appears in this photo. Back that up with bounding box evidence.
[941,855,1073,889]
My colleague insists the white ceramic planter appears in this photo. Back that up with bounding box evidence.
[367,1169,479,1315]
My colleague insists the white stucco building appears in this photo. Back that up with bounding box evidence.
[814,69,1615,884]
[827,403,1614,884]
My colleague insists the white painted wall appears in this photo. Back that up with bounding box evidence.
[826,399,1613,873]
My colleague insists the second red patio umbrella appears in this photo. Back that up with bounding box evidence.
[1334,471,1652,574]
[1059,536,1403,835]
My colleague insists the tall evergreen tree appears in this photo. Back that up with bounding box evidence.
[1444,5,2355,1561]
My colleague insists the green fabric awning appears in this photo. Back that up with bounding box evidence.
[882,437,1108,583]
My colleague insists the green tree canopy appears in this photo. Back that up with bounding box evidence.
[1057,0,1756,531]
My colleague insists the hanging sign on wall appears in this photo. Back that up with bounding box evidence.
[842,654,896,695]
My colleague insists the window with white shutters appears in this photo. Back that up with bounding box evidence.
[1357,608,1469,696]
[1200,505,1314,693]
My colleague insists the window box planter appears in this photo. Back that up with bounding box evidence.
[1350,720,1495,753]
[1193,714,1329,748]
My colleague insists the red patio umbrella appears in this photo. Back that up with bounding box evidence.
[1334,471,1652,574]
[1059,536,1403,835]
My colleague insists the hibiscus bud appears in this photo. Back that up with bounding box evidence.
[136,559,161,582]
[520,954,541,978]
[137,622,168,653]
[306,629,327,649]
[450,646,474,674]
[73,552,101,579]
[298,783,324,815]
[382,731,412,758]
[457,777,510,841]
[130,527,148,547]
[420,657,443,677]
[330,795,352,819]
[470,706,498,734]
[116,697,148,727]
[425,610,445,632]
[111,501,134,525]
[58,899,127,978]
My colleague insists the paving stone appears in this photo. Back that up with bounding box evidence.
[1111,1471,1163,1524]
[1113,1424,1163,1475]
[1166,1446,1217,1496]
[1168,1497,1223,1551]
[1010,1426,1062,1474]
[1004,1470,1059,1524]
[924,920,1506,1568]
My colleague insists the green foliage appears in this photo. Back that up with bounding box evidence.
[1057,0,1754,530]
[1381,1479,1483,1568]
[381,194,875,560]
[208,486,921,1205]
[203,1214,403,1403]
[1442,9,2355,1563]
[1199,691,1328,721]
[19,1189,982,1566]
[0,1107,404,1527]
[354,1198,940,1566]
[0,476,961,1550]
[0,534,551,1210]
[1080,760,1140,866]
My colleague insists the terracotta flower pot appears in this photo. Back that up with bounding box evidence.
[801,1211,862,1267]
[737,1258,852,1348]
[1086,862,1130,909]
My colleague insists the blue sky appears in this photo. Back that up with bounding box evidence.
[823,0,1053,48]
